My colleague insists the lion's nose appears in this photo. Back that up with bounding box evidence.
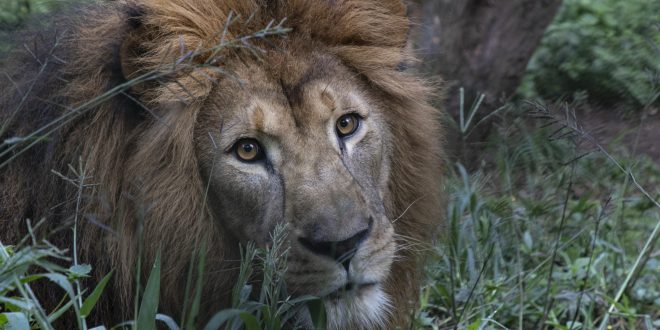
[298,219,373,272]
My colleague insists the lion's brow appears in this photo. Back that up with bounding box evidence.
[246,102,294,137]
[279,64,323,107]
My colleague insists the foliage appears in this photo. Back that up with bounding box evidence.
[0,223,324,330]
[0,0,79,57]
[0,0,79,28]
[203,224,325,330]
[519,0,660,110]
[415,100,660,329]
[0,224,111,330]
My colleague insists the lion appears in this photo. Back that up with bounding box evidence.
[0,0,444,328]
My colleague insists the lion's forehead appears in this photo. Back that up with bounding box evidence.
[218,75,369,141]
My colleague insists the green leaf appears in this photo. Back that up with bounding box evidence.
[239,284,252,303]
[43,273,74,297]
[80,270,114,317]
[68,264,92,278]
[155,314,180,330]
[307,298,326,330]
[1,312,30,330]
[0,296,34,311]
[202,309,245,330]
[136,251,161,330]
[48,298,75,323]
[18,274,44,285]
[184,240,207,330]
[523,231,533,249]
[466,319,481,330]
[278,295,318,316]
[239,312,261,330]
[566,320,583,330]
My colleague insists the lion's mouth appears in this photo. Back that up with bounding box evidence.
[324,281,379,300]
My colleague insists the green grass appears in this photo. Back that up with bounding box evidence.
[0,221,103,330]
[415,100,659,329]
[1,222,323,329]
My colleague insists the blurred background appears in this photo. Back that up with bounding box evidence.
[407,0,659,164]
[1,0,658,329]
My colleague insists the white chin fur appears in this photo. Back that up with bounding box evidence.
[323,284,391,330]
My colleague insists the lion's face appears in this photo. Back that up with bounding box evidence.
[195,52,395,327]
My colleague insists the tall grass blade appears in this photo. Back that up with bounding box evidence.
[47,298,75,323]
[136,250,161,330]
[184,240,207,330]
[307,298,326,330]
[597,218,660,330]
[179,251,196,325]
[239,312,260,330]
[80,270,114,317]
[203,309,245,330]
[155,314,180,330]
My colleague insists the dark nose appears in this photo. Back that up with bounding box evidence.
[298,219,373,272]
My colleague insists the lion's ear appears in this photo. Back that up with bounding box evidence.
[115,0,226,104]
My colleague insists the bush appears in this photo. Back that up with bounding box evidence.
[520,0,660,109]
[0,0,69,28]
[0,0,77,56]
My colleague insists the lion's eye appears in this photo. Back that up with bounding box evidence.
[233,139,263,162]
[336,114,360,137]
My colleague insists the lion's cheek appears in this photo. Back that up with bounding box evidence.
[206,166,284,244]
[353,223,396,278]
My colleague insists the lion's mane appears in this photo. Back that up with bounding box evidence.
[0,0,444,326]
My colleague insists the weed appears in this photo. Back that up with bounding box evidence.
[416,99,659,329]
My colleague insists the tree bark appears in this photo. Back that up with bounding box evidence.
[409,0,562,159]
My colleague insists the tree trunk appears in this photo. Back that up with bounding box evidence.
[409,0,562,160]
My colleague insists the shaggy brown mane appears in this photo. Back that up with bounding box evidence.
[0,0,444,327]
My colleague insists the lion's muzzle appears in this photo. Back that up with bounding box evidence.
[297,217,373,272]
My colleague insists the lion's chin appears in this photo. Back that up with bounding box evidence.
[291,283,390,329]
[296,283,389,330]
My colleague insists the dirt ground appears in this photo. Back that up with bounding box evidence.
[578,108,660,164]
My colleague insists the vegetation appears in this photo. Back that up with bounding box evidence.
[415,97,660,329]
[0,0,80,56]
[1,223,325,329]
[0,229,114,330]
[519,0,660,109]
[1,0,659,329]
[0,0,63,27]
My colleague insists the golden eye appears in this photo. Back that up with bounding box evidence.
[234,139,262,162]
[336,114,360,137]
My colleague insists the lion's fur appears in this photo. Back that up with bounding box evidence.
[0,0,444,327]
